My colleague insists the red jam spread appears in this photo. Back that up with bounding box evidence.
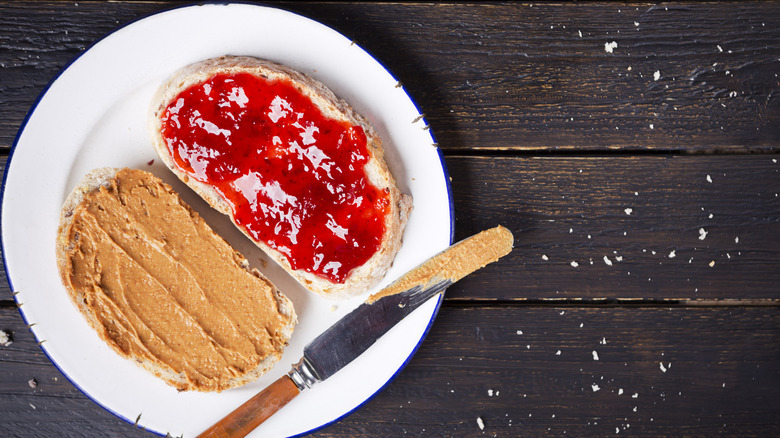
[160,72,390,284]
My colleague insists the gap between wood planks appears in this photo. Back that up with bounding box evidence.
[4,298,776,311]
[442,149,780,157]
[442,297,780,308]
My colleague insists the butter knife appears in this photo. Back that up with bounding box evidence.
[198,225,514,438]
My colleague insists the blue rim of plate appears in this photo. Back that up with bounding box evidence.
[0,2,455,436]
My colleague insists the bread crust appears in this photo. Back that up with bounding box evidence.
[56,167,296,391]
[148,56,412,299]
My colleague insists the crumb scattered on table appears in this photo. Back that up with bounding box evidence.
[0,330,12,347]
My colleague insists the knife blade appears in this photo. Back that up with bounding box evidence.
[197,225,514,438]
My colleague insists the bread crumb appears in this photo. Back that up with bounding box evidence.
[477,416,485,430]
[592,384,601,392]
[28,378,37,389]
[0,330,12,347]
[735,237,739,243]
[709,260,716,267]
[571,261,579,267]
[604,41,618,53]
[604,256,613,266]
[668,250,676,258]
[542,254,549,261]
[556,350,562,355]
[600,337,607,345]
[653,70,660,81]
[632,393,639,398]
[717,45,723,52]
[516,330,523,335]
[706,175,712,183]
[593,350,600,360]
[624,208,632,215]
[618,388,624,395]
[488,389,494,397]
[698,228,708,240]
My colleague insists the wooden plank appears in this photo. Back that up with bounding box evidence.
[0,306,152,437]
[0,159,12,299]
[1,2,777,153]
[1,305,777,437]
[0,1,171,150]
[447,154,780,301]
[300,2,780,153]
[313,305,780,437]
[1,155,779,302]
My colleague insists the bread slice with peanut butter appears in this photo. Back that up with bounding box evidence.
[56,167,296,392]
[148,56,413,299]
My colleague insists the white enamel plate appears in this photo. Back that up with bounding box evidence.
[1,4,452,437]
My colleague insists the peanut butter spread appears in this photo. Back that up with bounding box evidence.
[367,226,514,303]
[60,168,295,391]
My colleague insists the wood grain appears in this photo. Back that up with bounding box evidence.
[0,307,150,437]
[301,2,780,153]
[0,2,777,153]
[1,154,778,302]
[2,305,777,437]
[0,2,778,437]
[445,154,780,301]
[311,305,780,437]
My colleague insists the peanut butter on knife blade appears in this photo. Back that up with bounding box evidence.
[367,225,514,303]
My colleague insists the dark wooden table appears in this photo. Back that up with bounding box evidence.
[1,2,778,437]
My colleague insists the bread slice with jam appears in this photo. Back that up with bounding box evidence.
[148,56,412,299]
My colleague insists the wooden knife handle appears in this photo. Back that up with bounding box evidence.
[197,375,301,438]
